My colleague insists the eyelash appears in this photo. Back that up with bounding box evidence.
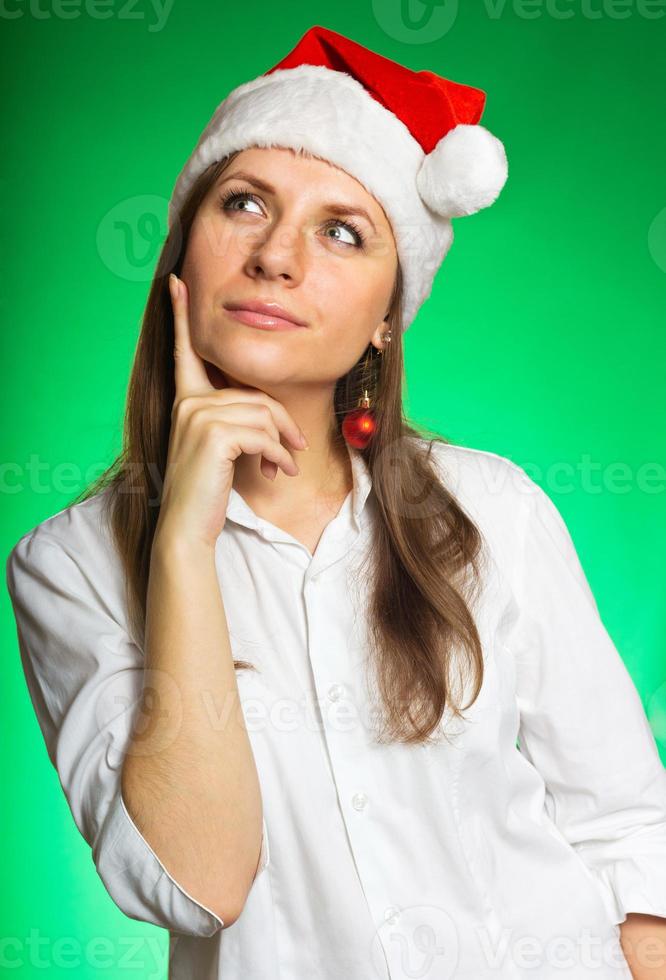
[217,187,366,248]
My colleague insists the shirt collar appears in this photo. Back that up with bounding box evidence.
[224,442,373,535]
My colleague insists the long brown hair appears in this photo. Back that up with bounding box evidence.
[72,150,487,745]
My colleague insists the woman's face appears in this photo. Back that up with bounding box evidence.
[179,146,398,391]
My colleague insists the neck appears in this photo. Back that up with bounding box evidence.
[232,440,352,509]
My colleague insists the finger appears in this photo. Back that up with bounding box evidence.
[192,403,299,475]
[225,425,300,476]
[204,386,308,451]
[169,274,213,401]
[257,394,309,450]
[260,458,278,481]
[195,402,283,449]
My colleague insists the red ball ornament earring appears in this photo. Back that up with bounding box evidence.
[341,331,391,449]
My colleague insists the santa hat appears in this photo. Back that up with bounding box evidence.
[168,25,508,331]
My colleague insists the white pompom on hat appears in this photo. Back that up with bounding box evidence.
[169,25,508,331]
[416,123,509,218]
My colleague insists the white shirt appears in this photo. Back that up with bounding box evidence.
[6,437,666,980]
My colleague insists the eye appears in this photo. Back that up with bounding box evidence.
[322,220,365,248]
[217,188,366,249]
[218,188,263,215]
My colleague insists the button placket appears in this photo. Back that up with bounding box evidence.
[304,557,395,942]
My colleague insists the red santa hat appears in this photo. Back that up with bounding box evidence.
[168,25,508,331]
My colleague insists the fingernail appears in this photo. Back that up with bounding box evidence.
[299,430,309,448]
[169,273,179,298]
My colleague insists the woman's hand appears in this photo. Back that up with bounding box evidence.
[154,273,308,550]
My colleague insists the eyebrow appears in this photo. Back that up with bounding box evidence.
[217,170,378,234]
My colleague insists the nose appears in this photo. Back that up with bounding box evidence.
[243,214,305,284]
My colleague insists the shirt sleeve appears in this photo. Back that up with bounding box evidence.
[506,470,666,926]
[5,527,270,938]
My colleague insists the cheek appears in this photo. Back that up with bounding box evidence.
[180,227,233,331]
[315,264,389,329]
[182,225,222,282]
[304,308,375,379]
[183,209,250,284]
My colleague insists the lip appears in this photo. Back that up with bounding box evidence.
[224,300,307,330]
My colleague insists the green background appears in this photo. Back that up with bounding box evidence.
[2,1,665,975]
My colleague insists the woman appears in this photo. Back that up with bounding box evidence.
[6,24,666,980]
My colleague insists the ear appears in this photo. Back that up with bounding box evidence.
[370,317,391,354]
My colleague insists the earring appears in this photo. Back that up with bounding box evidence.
[341,335,389,449]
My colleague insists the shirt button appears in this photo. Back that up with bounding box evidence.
[384,906,401,924]
[328,683,345,701]
[351,792,368,811]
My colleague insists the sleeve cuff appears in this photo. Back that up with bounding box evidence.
[93,786,271,936]
[254,817,270,879]
[577,843,666,925]
[92,786,225,937]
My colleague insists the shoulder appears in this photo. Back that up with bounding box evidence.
[8,487,114,560]
[6,488,128,620]
[413,435,546,569]
[414,435,539,513]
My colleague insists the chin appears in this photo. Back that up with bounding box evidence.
[205,361,272,392]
